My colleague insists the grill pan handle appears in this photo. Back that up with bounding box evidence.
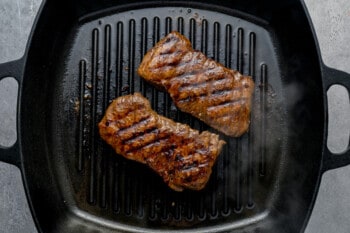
[322,65,350,172]
[0,59,24,168]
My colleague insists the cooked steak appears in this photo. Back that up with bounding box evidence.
[138,31,254,137]
[98,93,225,191]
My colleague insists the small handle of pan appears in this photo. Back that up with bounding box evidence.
[0,59,24,83]
[0,143,21,167]
[0,59,24,168]
[322,65,350,172]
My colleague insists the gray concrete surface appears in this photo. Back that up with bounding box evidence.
[0,0,349,232]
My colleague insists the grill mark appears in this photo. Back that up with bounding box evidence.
[123,127,159,145]
[214,112,242,122]
[167,69,206,87]
[142,138,171,153]
[125,132,199,163]
[176,77,233,101]
[115,110,150,130]
[123,131,160,155]
[157,142,175,156]
[170,69,200,84]
[159,49,183,58]
[207,93,248,108]
[168,62,205,79]
[147,142,179,163]
[180,50,206,62]
[179,74,232,92]
[179,165,201,175]
[207,111,245,127]
[176,93,206,105]
[208,98,247,112]
[153,51,184,68]
[170,65,225,88]
[162,36,180,46]
[116,115,152,132]
[115,106,145,120]
[155,50,219,87]
[123,131,170,152]
[176,153,205,167]
[155,47,236,95]
[118,123,157,142]
[124,137,174,173]
[172,144,198,162]
[159,49,174,56]
[177,86,244,105]
[211,87,241,95]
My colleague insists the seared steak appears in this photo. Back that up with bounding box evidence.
[138,31,254,137]
[98,93,225,191]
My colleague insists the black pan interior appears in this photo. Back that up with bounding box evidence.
[20,0,324,232]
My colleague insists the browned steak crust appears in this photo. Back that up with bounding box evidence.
[98,93,225,191]
[138,31,254,137]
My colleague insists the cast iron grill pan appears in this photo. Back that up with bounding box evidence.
[53,6,286,231]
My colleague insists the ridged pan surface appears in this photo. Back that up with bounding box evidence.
[52,5,287,231]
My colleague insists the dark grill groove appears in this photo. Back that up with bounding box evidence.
[152,17,160,111]
[112,161,120,213]
[100,24,111,209]
[189,18,196,47]
[234,138,242,212]
[225,24,232,68]
[222,23,232,213]
[88,28,99,204]
[222,140,231,215]
[128,19,136,94]
[103,25,112,110]
[174,18,183,122]
[209,21,220,219]
[116,22,124,97]
[140,18,148,95]
[77,60,86,172]
[177,17,184,34]
[201,19,208,55]
[260,64,268,176]
[237,28,244,73]
[247,32,256,208]
[164,17,172,118]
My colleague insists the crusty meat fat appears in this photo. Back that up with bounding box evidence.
[138,31,254,137]
[98,93,225,191]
